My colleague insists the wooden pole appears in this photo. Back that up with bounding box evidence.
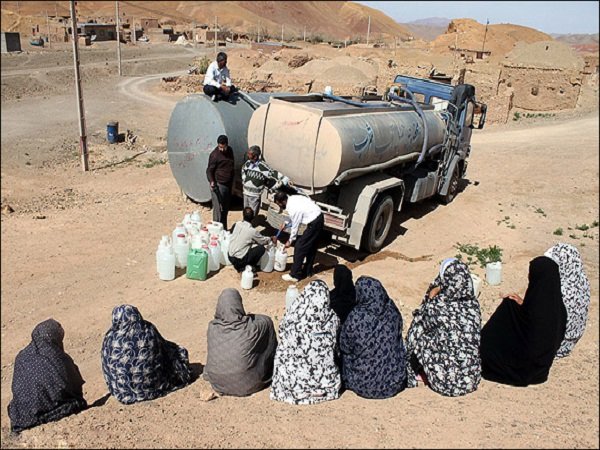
[115,1,122,76]
[281,24,284,43]
[214,15,217,56]
[46,10,52,47]
[69,0,89,172]
[366,15,370,45]
[131,16,135,45]
[303,26,306,42]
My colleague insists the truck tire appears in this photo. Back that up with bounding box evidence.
[361,195,394,253]
[439,166,459,205]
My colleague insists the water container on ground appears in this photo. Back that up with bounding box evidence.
[470,273,482,297]
[157,239,176,281]
[186,248,208,281]
[172,223,187,243]
[486,262,502,286]
[208,240,221,272]
[174,234,189,268]
[207,221,223,236]
[191,210,202,227]
[241,265,254,290]
[274,244,288,272]
[156,235,171,272]
[107,121,119,144]
[260,243,275,272]
[220,233,231,266]
[285,285,299,309]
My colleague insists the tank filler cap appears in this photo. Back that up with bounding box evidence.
[323,86,333,96]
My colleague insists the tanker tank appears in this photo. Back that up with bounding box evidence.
[247,95,448,191]
[167,92,288,203]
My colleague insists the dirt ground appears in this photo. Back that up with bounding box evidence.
[1,42,598,449]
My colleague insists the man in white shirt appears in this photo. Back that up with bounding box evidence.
[274,191,324,282]
[203,52,234,102]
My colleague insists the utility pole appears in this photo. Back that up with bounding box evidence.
[69,0,89,172]
[214,16,217,55]
[481,18,489,53]
[303,26,306,42]
[46,10,51,47]
[55,1,58,18]
[281,24,284,43]
[258,20,260,43]
[192,20,196,47]
[115,1,122,76]
[131,16,135,45]
[16,1,19,16]
[366,15,370,45]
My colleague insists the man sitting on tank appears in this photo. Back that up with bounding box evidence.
[228,207,277,272]
[203,52,236,102]
[242,145,290,218]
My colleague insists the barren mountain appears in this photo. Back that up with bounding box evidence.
[0,0,412,42]
[552,33,599,55]
[401,17,449,42]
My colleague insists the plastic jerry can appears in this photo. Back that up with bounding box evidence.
[186,248,208,281]
[260,243,275,272]
[285,285,299,309]
[157,240,176,281]
[274,244,288,272]
[486,262,502,286]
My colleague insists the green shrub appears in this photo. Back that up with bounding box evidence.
[553,228,563,236]
[196,56,210,75]
[455,243,503,268]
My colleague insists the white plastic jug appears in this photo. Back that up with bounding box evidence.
[241,265,254,290]
[156,235,171,272]
[202,244,214,274]
[191,234,204,250]
[191,210,202,226]
[199,227,210,244]
[274,244,288,272]
[486,261,502,286]
[173,234,189,269]
[470,273,482,297]
[183,213,192,231]
[207,221,223,236]
[260,243,275,272]
[172,223,187,244]
[208,240,221,272]
[285,285,299,309]
[157,239,176,281]
[220,233,231,266]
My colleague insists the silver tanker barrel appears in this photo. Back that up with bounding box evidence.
[167,92,286,203]
[248,95,448,191]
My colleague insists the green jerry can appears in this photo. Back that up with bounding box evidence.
[186,248,208,281]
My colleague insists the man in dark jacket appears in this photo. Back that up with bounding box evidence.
[206,135,234,229]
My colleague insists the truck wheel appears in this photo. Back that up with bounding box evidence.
[439,166,459,205]
[362,195,394,253]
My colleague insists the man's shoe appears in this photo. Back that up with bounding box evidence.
[282,274,299,282]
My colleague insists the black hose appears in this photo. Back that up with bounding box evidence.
[322,93,389,108]
[389,90,429,166]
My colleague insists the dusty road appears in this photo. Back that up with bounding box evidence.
[1,43,598,448]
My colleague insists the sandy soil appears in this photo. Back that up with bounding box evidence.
[1,42,598,449]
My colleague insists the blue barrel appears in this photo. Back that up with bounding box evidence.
[107,121,119,144]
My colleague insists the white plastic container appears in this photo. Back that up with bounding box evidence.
[182,213,192,231]
[173,233,189,269]
[241,265,254,290]
[199,227,210,244]
[220,232,231,266]
[202,244,214,274]
[470,273,482,297]
[157,238,176,281]
[274,244,288,272]
[208,240,221,272]
[486,261,502,286]
[260,243,275,272]
[191,210,202,227]
[207,221,223,236]
[156,235,170,272]
[172,223,187,244]
[285,285,299,309]
[191,234,204,250]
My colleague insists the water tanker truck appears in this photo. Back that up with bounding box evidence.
[167,75,487,253]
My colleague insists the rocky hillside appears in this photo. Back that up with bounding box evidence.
[0,0,412,42]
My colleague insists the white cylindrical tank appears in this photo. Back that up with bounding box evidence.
[248,97,447,189]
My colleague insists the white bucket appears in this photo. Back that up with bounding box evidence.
[470,273,482,297]
[486,262,502,286]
